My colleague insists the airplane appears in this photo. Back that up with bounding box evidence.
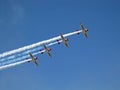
[60,33,69,48]
[80,23,88,38]
[29,53,38,66]
[43,44,52,57]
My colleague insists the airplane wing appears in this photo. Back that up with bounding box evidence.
[84,33,88,38]
[60,33,64,39]
[47,51,52,57]
[64,41,69,48]
[80,24,85,30]
[34,60,38,66]
[29,53,34,59]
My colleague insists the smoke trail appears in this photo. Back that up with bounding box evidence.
[0,59,31,70]
[0,39,63,63]
[0,50,45,70]
[0,40,63,66]
[0,46,42,62]
[0,30,82,58]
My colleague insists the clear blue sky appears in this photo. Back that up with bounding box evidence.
[0,0,120,90]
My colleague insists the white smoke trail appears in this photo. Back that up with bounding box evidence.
[0,59,31,70]
[0,50,46,70]
[0,46,42,62]
[0,30,82,58]
[0,39,63,62]
[0,40,63,66]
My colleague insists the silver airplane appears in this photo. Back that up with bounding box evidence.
[60,33,69,48]
[43,44,52,57]
[80,23,88,39]
[29,53,38,66]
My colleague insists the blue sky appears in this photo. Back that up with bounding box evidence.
[0,0,120,90]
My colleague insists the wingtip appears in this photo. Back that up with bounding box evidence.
[80,23,83,26]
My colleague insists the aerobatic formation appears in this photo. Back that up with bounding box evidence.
[0,24,88,70]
